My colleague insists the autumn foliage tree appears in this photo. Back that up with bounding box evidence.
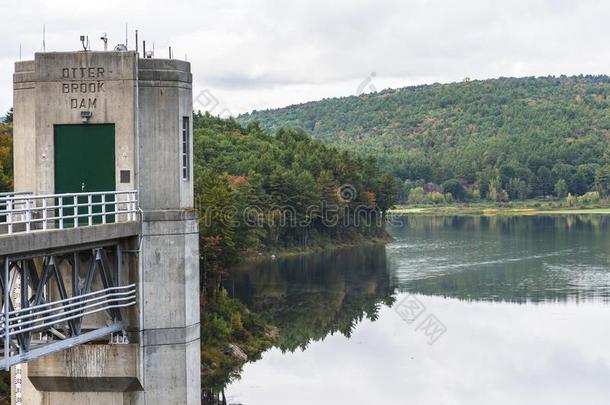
[0,121,13,193]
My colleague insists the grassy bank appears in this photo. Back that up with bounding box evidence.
[390,200,610,216]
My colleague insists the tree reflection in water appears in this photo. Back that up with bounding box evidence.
[201,246,395,404]
[228,245,395,353]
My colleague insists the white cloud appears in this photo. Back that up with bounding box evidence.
[2,0,610,115]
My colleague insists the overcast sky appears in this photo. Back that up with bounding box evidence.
[2,0,610,116]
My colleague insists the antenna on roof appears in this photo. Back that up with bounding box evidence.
[125,23,128,49]
[42,24,46,52]
[19,43,22,60]
[100,33,108,51]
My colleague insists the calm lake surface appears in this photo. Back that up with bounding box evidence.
[225,215,610,405]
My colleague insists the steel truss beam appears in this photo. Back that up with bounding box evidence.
[0,244,136,369]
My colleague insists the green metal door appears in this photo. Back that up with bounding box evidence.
[54,124,115,225]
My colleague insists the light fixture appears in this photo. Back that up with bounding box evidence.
[81,111,92,123]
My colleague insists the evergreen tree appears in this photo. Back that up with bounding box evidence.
[536,166,554,196]
[594,165,610,197]
[377,174,399,216]
[2,108,12,125]
[441,179,466,201]
[554,179,568,198]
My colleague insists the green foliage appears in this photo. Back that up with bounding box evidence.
[507,178,530,200]
[471,189,481,201]
[595,164,610,196]
[577,191,601,205]
[555,179,568,198]
[241,76,610,201]
[407,186,426,204]
[201,287,275,391]
[193,112,398,269]
[537,166,554,196]
[195,169,239,270]
[377,173,400,214]
[0,123,12,192]
[488,177,500,201]
[441,179,465,201]
[425,191,444,204]
[208,314,232,340]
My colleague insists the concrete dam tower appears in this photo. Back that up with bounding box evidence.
[7,50,201,403]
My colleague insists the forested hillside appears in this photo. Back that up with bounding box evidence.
[240,76,610,202]
[193,112,397,269]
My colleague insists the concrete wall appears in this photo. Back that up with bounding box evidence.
[28,345,142,392]
[137,59,194,210]
[13,51,138,195]
[13,61,36,193]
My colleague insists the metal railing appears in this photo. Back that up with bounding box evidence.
[0,284,136,341]
[0,192,32,217]
[0,192,33,200]
[0,190,138,235]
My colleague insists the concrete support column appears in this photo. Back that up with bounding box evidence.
[135,210,200,405]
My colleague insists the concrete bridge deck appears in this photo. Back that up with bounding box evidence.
[0,222,141,258]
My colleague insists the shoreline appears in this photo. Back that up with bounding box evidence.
[240,235,392,262]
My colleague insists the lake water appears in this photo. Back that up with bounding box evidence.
[225,215,610,405]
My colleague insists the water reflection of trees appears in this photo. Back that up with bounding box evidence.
[390,215,610,303]
[228,246,395,352]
